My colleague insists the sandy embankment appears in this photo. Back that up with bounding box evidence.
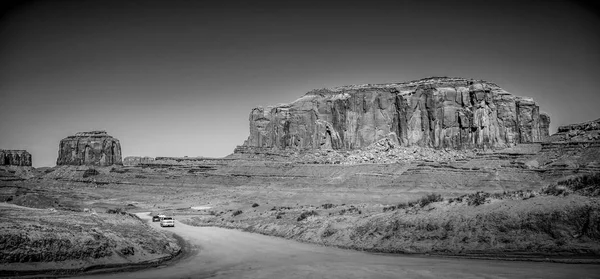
[0,205,181,278]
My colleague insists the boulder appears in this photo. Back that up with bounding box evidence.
[239,77,550,153]
[57,131,122,166]
[0,150,32,166]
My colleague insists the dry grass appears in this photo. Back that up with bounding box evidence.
[182,190,600,259]
[0,206,180,267]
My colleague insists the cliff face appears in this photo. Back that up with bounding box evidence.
[0,150,32,166]
[240,77,550,152]
[57,131,122,166]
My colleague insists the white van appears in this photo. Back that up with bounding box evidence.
[160,216,175,227]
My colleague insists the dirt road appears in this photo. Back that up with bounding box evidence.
[76,213,600,279]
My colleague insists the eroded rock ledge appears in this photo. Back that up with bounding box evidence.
[238,77,550,153]
[548,118,600,142]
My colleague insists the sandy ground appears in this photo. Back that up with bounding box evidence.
[73,213,600,279]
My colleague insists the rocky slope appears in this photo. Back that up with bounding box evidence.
[239,77,550,154]
[529,118,600,180]
[57,131,122,166]
[0,150,32,166]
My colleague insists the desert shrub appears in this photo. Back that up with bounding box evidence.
[106,208,126,214]
[340,207,361,215]
[542,184,570,196]
[383,205,396,212]
[490,192,504,199]
[109,167,128,174]
[322,228,336,238]
[297,210,318,221]
[418,193,443,207]
[467,191,489,206]
[82,168,99,178]
[271,206,292,211]
[252,203,260,208]
[383,199,422,212]
[322,203,335,209]
[397,202,410,209]
[558,173,600,196]
[232,210,243,216]
[276,212,285,219]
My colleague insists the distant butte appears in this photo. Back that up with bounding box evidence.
[0,150,32,166]
[56,131,122,166]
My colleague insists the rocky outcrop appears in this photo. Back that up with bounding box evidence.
[57,131,122,166]
[239,77,550,153]
[123,156,155,166]
[0,150,32,166]
[547,118,600,143]
[539,118,600,177]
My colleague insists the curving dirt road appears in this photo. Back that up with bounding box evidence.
[76,213,600,279]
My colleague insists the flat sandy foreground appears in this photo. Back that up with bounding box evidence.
[72,213,600,279]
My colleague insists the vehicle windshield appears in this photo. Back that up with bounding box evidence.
[163,217,173,220]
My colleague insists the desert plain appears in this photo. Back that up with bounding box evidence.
[1,78,600,278]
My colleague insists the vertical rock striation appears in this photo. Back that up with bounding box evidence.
[239,77,550,153]
[57,131,122,166]
[0,150,32,166]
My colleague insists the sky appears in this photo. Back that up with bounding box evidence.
[0,0,599,167]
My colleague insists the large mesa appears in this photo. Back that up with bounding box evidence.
[237,77,550,153]
[56,131,122,166]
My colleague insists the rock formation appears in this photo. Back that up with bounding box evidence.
[123,156,155,166]
[533,117,600,178]
[547,118,600,143]
[0,150,32,166]
[57,131,122,166]
[238,77,550,153]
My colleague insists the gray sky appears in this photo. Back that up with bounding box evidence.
[1,0,599,167]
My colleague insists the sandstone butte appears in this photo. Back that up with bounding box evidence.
[56,131,122,166]
[237,77,551,153]
[0,150,32,166]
